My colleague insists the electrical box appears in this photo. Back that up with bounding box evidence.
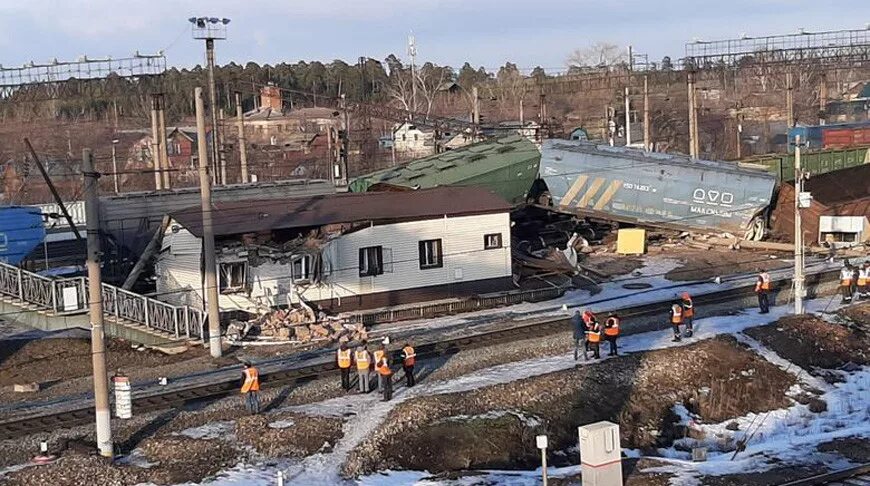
[798,191,813,209]
[579,421,622,486]
[616,228,646,255]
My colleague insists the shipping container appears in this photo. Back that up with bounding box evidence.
[538,141,777,236]
[788,121,870,152]
[743,146,870,182]
[0,206,47,266]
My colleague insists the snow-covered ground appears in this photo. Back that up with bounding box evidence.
[169,293,868,486]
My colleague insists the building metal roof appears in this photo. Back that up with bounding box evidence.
[348,135,540,193]
[171,186,511,238]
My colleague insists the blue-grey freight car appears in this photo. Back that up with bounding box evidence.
[537,141,777,238]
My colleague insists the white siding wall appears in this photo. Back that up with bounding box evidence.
[299,212,511,303]
[155,219,203,307]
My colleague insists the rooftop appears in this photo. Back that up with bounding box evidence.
[170,186,511,238]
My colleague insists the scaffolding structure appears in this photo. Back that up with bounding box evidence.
[0,53,165,101]
[685,27,870,66]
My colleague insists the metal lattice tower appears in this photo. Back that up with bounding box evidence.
[685,27,870,67]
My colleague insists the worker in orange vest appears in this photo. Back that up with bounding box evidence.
[858,262,870,300]
[680,292,694,337]
[603,312,620,356]
[585,318,602,360]
[670,302,683,342]
[337,342,353,391]
[240,361,261,415]
[755,270,771,314]
[581,310,598,360]
[840,264,855,303]
[354,342,371,393]
[401,343,416,387]
[373,343,388,391]
[375,354,393,401]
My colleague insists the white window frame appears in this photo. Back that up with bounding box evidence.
[219,261,247,293]
[291,255,312,283]
[418,239,443,269]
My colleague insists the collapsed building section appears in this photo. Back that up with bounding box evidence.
[155,187,514,323]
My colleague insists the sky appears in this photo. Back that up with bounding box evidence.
[1,0,868,74]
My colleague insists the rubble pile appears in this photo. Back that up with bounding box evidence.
[228,308,368,345]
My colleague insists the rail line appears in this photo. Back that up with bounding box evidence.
[0,265,842,441]
[778,463,870,485]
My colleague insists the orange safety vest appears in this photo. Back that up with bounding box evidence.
[241,367,260,393]
[373,349,386,367]
[337,348,352,369]
[859,268,869,286]
[402,346,416,367]
[355,350,370,370]
[604,317,620,336]
[586,324,601,343]
[671,304,683,324]
[376,357,393,376]
[682,297,694,318]
[755,272,771,292]
[582,311,596,325]
[840,268,854,286]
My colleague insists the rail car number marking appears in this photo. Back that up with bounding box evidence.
[623,182,655,192]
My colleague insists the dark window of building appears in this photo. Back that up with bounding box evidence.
[219,261,247,293]
[418,239,443,269]
[484,233,502,249]
[359,246,384,277]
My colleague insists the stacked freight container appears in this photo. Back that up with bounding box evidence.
[742,146,870,182]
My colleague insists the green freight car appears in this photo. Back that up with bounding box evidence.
[349,136,541,205]
[743,146,870,182]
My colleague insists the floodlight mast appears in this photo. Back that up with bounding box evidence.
[189,17,230,185]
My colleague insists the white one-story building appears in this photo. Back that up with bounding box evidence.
[155,186,513,315]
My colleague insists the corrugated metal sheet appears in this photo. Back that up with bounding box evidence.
[540,140,777,234]
[349,136,541,204]
[770,183,826,243]
[100,179,335,254]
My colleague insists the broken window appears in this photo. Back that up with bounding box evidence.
[484,233,503,249]
[359,246,383,277]
[418,239,443,269]
[219,261,247,293]
[291,255,312,283]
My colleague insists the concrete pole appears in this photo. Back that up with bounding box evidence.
[472,86,480,125]
[195,87,222,358]
[786,71,794,129]
[157,95,171,189]
[643,75,650,151]
[206,39,222,186]
[794,134,804,315]
[235,92,249,184]
[150,97,163,190]
[111,142,119,194]
[686,73,698,159]
[692,87,701,158]
[819,74,827,126]
[624,86,631,146]
[83,148,113,457]
[340,94,349,185]
[519,98,524,125]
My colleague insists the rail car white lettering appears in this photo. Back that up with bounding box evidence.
[623,182,652,192]
[693,188,734,207]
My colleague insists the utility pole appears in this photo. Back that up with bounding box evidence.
[643,75,650,151]
[111,139,119,194]
[235,92,249,183]
[150,95,163,190]
[794,134,805,315]
[339,94,350,185]
[472,86,480,125]
[519,98,524,125]
[23,139,83,240]
[83,148,113,457]
[819,74,827,126]
[786,71,795,128]
[624,86,632,146]
[195,87,222,358]
[157,94,171,189]
[686,72,698,159]
[735,102,743,160]
[408,34,417,112]
[190,17,230,186]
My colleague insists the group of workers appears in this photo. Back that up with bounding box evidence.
[839,262,870,303]
[337,340,416,401]
[572,290,695,359]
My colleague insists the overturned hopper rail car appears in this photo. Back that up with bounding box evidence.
[536,140,777,238]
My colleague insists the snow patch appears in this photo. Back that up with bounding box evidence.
[267,419,296,429]
[175,421,235,440]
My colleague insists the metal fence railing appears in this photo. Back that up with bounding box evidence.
[0,261,204,340]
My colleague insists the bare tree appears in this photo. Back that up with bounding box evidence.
[566,42,627,68]
[415,63,451,118]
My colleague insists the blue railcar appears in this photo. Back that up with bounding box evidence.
[0,206,47,265]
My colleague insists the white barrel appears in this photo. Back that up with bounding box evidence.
[113,376,132,419]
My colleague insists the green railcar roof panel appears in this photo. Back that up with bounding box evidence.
[348,136,542,204]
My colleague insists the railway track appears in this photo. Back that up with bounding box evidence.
[778,463,870,485]
[0,265,842,440]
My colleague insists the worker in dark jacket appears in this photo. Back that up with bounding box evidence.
[603,312,620,356]
[571,310,584,361]
[400,343,416,387]
[755,270,771,314]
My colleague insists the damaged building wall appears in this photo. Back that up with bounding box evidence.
[155,221,203,308]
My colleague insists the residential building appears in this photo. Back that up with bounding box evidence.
[155,186,513,315]
[392,122,436,157]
